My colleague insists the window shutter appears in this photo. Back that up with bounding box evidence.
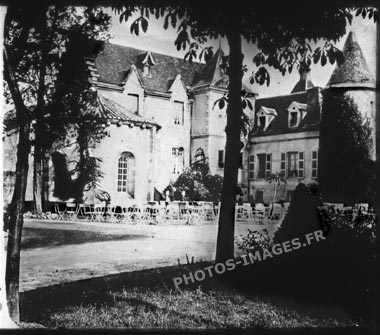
[280,153,286,177]
[249,154,255,180]
[265,154,272,178]
[298,152,304,178]
[311,150,318,178]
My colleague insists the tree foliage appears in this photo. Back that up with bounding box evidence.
[165,154,223,202]
[4,6,112,204]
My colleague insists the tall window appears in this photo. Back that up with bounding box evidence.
[248,154,255,180]
[257,153,266,179]
[127,94,139,114]
[218,150,224,168]
[117,152,135,197]
[174,101,184,125]
[312,150,318,178]
[287,152,298,178]
[172,147,184,174]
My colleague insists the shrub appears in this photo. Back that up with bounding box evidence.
[236,228,273,254]
[316,205,377,320]
[164,159,223,202]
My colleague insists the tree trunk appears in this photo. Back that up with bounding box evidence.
[42,151,50,212]
[6,120,31,323]
[74,127,87,203]
[33,140,43,214]
[4,51,31,321]
[3,14,33,323]
[215,27,243,263]
[273,182,278,205]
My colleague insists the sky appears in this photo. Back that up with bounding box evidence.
[106,8,377,98]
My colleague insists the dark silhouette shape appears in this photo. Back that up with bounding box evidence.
[51,152,75,201]
[273,182,321,244]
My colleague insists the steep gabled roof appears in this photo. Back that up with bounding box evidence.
[192,48,229,89]
[327,31,375,88]
[94,43,204,93]
[251,90,320,136]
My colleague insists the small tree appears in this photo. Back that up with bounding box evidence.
[167,155,223,202]
[265,172,287,205]
[3,4,111,321]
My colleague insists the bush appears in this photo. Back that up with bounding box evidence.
[236,228,273,254]
[165,161,223,202]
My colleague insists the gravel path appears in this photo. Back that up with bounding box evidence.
[19,219,279,292]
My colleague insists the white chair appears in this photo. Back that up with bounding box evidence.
[199,202,214,222]
[82,204,95,222]
[66,203,79,221]
[106,205,118,223]
[135,205,151,224]
[54,203,66,221]
[166,203,181,222]
[93,204,105,222]
[120,206,135,224]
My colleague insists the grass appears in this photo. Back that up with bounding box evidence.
[20,227,147,250]
[20,262,360,329]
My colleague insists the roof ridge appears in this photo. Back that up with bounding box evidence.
[256,90,316,101]
[106,41,204,65]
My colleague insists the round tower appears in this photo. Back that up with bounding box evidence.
[325,31,376,160]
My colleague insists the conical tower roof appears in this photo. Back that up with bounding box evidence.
[327,31,375,88]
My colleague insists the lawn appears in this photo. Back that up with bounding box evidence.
[20,227,147,250]
[20,262,361,329]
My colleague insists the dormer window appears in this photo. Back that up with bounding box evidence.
[287,101,307,128]
[257,106,277,131]
[141,50,156,77]
[143,64,150,76]
[289,109,298,127]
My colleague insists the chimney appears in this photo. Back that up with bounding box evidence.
[291,66,314,93]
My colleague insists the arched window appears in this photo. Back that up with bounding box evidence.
[117,152,135,196]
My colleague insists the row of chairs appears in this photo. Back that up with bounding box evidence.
[53,201,290,225]
[235,203,289,224]
[53,202,221,225]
